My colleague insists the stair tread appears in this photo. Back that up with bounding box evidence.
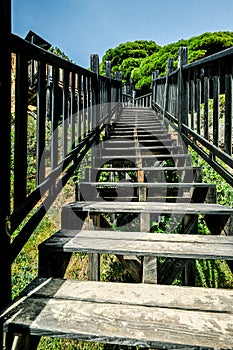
[102,145,181,150]
[1,278,233,349]
[40,229,233,260]
[65,201,233,214]
[103,139,173,143]
[94,166,200,171]
[80,182,215,188]
[97,154,190,159]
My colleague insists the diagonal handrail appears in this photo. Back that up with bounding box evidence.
[152,46,233,187]
[0,19,122,309]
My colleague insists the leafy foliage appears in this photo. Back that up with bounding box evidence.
[49,46,73,62]
[100,31,233,94]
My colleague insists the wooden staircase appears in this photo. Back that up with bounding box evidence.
[1,108,233,349]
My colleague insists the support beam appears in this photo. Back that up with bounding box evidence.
[0,0,12,311]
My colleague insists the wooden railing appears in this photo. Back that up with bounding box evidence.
[0,9,122,310]
[152,46,233,186]
[122,92,152,108]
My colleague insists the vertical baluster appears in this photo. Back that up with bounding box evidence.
[62,69,69,158]
[225,74,233,156]
[204,77,209,140]
[71,72,76,149]
[87,76,91,133]
[190,80,195,130]
[177,47,188,133]
[51,66,59,169]
[77,74,82,142]
[90,54,100,131]
[14,53,28,208]
[37,61,46,185]
[213,76,220,148]
[83,75,87,137]
[196,79,201,135]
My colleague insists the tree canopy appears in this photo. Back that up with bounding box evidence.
[100,31,233,95]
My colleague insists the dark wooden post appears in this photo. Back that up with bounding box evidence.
[177,47,188,134]
[163,58,174,119]
[0,0,12,311]
[106,61,112,118]
[152,70,159,106]
[90,55,100,172]
[90,54,99,77]
[106,61,111,79]
[225,74,233,156]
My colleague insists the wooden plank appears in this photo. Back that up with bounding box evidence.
[109,127,166,132]
[2,278,233,349]
[66,201,233,215]
[103,139,173,144]
[95,166,200,172]
[39,230,233,260]
[97,154,191,161]
[48,229,233,243]
[80,182,215,188]
[102,146,181,151]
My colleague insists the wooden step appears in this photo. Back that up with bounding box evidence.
[113,124,164,130]
[107,132,167,138]
[63,201,231,215]
[95,154,192,165]
[90,166,201,184]
[77,182,214,202]
[1,277,233,349]
[102,139,174,147]
[108,126,165,132]
[39,229,233,261]
[61,200,232,234]
[92,165,201,177]
[106,133,171,140]
[79,182,214,189]
[101,146,183,156]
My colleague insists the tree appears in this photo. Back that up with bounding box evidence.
[100,31,233,95]
[49,46,72,62]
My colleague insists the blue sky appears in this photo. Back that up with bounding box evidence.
[12,0,233,68]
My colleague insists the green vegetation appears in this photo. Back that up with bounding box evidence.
[100,31,233,94]
[49,46,73,62]
[191,149,233,288]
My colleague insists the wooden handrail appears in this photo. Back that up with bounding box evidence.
[0,26,122,310]
[152,46,233,186]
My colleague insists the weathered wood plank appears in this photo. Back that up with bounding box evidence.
[1,278,233,349]
[46,229,233,243]
[65,201,233,215]
[39,230,233,260]
[94,166,200,171]
[80,182,215,188]
[98,154,191,160]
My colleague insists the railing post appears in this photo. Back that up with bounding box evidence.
[114,71,122,116]
[90,54,100,128]
[0,0,12,311]
[163,58,174,119]
[177,47,188,134]
[132,90,136,107]
[90,54,100,167]
[106,61,112,116]
[152,70,159,107]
